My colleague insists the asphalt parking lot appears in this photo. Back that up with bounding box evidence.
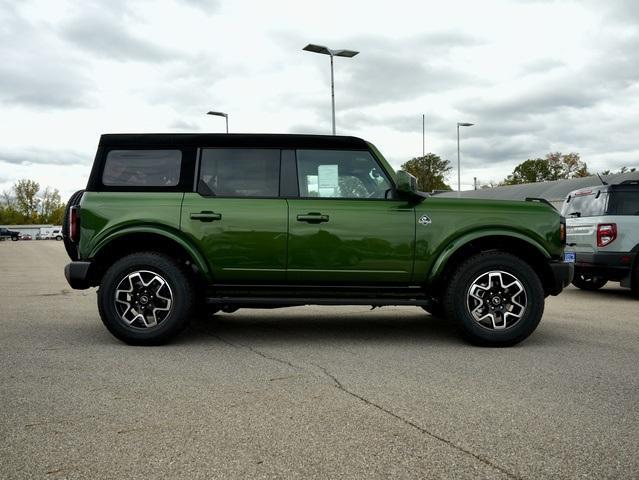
[1,241,638,479]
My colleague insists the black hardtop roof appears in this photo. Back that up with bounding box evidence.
[566,182,639,199]
[99,133,370,150]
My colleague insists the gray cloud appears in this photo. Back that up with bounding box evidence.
[170,119,202,131]
[0,3,93,108]
[140,53,226,109]
[0,148,90,166]
[520,58,565,75]
[61,15,175,62]
[287,123,331,135]
[278,31,484,114]
[181,0,220,13]
[339,54,478,109]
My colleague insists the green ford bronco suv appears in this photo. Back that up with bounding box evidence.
[63,134,573,346]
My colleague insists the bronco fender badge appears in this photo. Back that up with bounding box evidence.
[418,214,432,225]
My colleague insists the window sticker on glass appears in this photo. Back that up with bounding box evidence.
[318,164,339,197]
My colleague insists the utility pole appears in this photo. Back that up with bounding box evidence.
[422,114,425,157]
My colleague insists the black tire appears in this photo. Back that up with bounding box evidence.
[62,189,85,260]
[422,300,446,318]
[11,236,18,241]
[572,273,607,291]
[631,264,639,297]
[443,251,544,347]
[97,252,195,345]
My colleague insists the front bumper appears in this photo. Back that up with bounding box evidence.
[548,260,574,296]
[574,251,636,281]
[64,261,92,290]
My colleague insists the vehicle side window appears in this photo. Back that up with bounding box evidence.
[609,191,639,215]
[199,149,280,197]
[296,150,391,199]
[102,150,182,187]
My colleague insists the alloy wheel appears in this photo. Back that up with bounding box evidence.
[114,270,173,328]
[466,270,527,330]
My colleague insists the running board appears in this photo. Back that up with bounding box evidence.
[205,296,430,307]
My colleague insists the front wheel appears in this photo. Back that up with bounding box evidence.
[97,252,195,345]
[444,252,544,347]
[572,274,607,291]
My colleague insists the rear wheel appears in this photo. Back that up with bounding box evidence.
[572,273,607,291]
[97,252,195,345]
[444,251,544,347]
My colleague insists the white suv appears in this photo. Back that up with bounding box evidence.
[562,180,639,294]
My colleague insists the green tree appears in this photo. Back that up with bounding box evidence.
[600,166,637,175]
[503,152,589,185]
[14,179,40,223]
[400,153,452,192]
[39,187,63,223]
[0,190,21,224]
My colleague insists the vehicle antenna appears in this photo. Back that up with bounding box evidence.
[596,172,608,185]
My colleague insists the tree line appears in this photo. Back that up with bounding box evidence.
[401,152,636,191]
[1,179,65,225]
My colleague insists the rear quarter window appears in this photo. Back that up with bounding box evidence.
[102,150,182,187]
[608,191,639,215]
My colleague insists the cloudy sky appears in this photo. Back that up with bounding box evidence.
[1,0,638,198]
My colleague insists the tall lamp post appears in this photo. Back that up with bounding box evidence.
[303,44,359,135]
[456,122,474,195]
[206,111,229,133]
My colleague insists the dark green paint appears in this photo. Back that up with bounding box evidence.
[77,144,564,287]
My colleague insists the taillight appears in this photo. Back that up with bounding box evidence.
[70,206,80,243]
[597,223,617,247]
[559,217,566,245]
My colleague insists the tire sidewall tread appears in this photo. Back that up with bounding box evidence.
[443,251,545,347]
[97,252,195,345]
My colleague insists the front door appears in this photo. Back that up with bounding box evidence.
[287,149,415,284]
[181,148,287,282]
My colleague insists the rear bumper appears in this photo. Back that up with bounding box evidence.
[574,252,636,281]
[64,261,92,290]
[548,260,574,296]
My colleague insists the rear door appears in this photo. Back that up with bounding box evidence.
[180,148,288,282]
[286,149,415,284]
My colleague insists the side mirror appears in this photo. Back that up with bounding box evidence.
[396,170,418,196]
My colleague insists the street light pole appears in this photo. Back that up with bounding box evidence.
[422,114,425,157]
[456,122,474,196]
[206,111,229,133]
[330,55,336,135]
[303,44,359,135]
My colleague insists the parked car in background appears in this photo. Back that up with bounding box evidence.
[40,227,63,240]
[0,227,20,241]
[562,180,639,294]
[20,233,33,240]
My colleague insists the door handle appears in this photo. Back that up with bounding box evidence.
[296,213,329,223]
[190,211,222,222]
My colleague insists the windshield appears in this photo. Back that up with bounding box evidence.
[561,191,608,217]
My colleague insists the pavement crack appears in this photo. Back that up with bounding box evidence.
[192,325,300,370]
[312,363,522,480]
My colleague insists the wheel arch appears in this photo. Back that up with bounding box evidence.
[88,227,211,286]
[427,232,556,297]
